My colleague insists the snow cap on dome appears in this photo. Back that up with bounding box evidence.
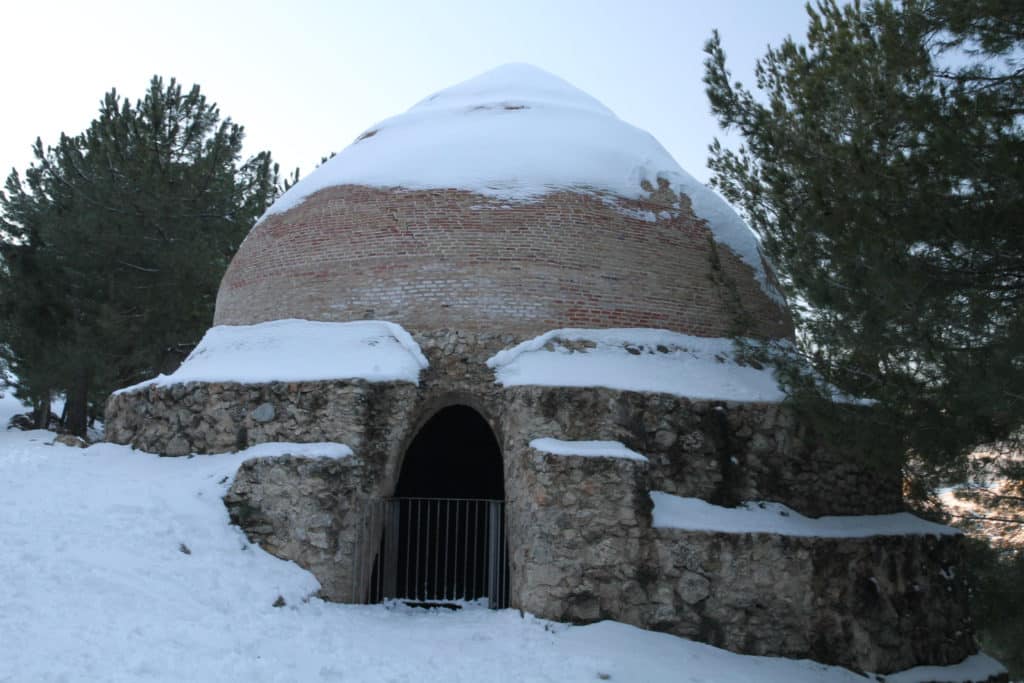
[264,63,781,300]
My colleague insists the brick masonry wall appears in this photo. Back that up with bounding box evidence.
[215,185,792,340]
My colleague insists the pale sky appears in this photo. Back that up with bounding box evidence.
[1,0,812,186]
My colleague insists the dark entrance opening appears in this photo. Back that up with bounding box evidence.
[395,405,504,500]
[363,405,508,608]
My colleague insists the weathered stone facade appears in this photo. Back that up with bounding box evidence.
[510,446,974,674]
[105,332,973,674]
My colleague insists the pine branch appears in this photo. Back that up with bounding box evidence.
[948,513,1024,526]
[116,261,160,274]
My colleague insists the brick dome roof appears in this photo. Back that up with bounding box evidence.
[214,64,791,340]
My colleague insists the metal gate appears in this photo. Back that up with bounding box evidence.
[353,497,509,608]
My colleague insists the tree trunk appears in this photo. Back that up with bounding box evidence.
[33,395,51,430]
[65,370,90,437]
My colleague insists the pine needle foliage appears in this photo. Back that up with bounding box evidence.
[0,77,284,435]
[703,0,1023,479]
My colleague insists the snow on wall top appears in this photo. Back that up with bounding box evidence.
[233,442,353,460]
[487,328,787,403]
[116,319,428,394]
[529,438,649,462]
[262,63,781,301]
[650,492,960,538]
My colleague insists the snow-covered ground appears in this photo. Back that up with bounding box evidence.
[0,391,1005,682]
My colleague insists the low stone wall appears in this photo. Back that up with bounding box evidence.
[505,446,653,627]
[225,453,368,601]
[504,387,902,516]
[648,530,974,673]
[105,380,418,461]
[220,445,975,674]
[107,376,901,518]
[498,440,972,673]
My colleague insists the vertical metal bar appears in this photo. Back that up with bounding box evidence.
[377,499,383,601]
[377,500,383,602]
[384,500,399,599]
[426,499,433,600]
[403,500,411,599]
[500,502,506,608]
[459,500,467,600]
[488,500,501,609]
[496,502,503,608]
[431,499,438,600]
[502,503,508,608]
[415,498,422,601]
[453,499,461,600]
[362,501,370,603]
[472,500,479,599]
[374,500,381,602]
[442,500,450,600]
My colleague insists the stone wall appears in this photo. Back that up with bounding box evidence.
[215,185,791,340]
[220,442,974,674]
[648,530,974,673]
[105,379,418,464]
[503,386,903,517]
[104,330,970,674]
[498,441,975,673]
[225,453,370,601]
[505,446,653,627]
[107,374,899,517]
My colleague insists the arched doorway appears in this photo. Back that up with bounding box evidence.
[394,405,504,500]
[369,405,508,607]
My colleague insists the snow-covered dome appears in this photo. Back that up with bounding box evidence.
[215,64,790,340]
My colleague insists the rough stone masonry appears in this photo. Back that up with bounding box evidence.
[107,333,976,675]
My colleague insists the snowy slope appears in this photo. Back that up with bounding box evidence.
[0,392,1005,682]
[260,63,781,301]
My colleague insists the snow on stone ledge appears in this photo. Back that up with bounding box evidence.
[650,492,960,538]
[882,653,1006,683]
[235,442,353,460]
[487,328,786,403]
[116,319,428,394]
[530,438,648,462]
[260,63,782,302]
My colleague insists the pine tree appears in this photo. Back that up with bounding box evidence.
[702,0,1023,478]
[705,6,1024,665]
[0,77,283,435]
[0,161,71,427]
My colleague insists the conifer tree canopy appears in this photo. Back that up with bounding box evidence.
[0,76,282,435]
[703,0,1023,475]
